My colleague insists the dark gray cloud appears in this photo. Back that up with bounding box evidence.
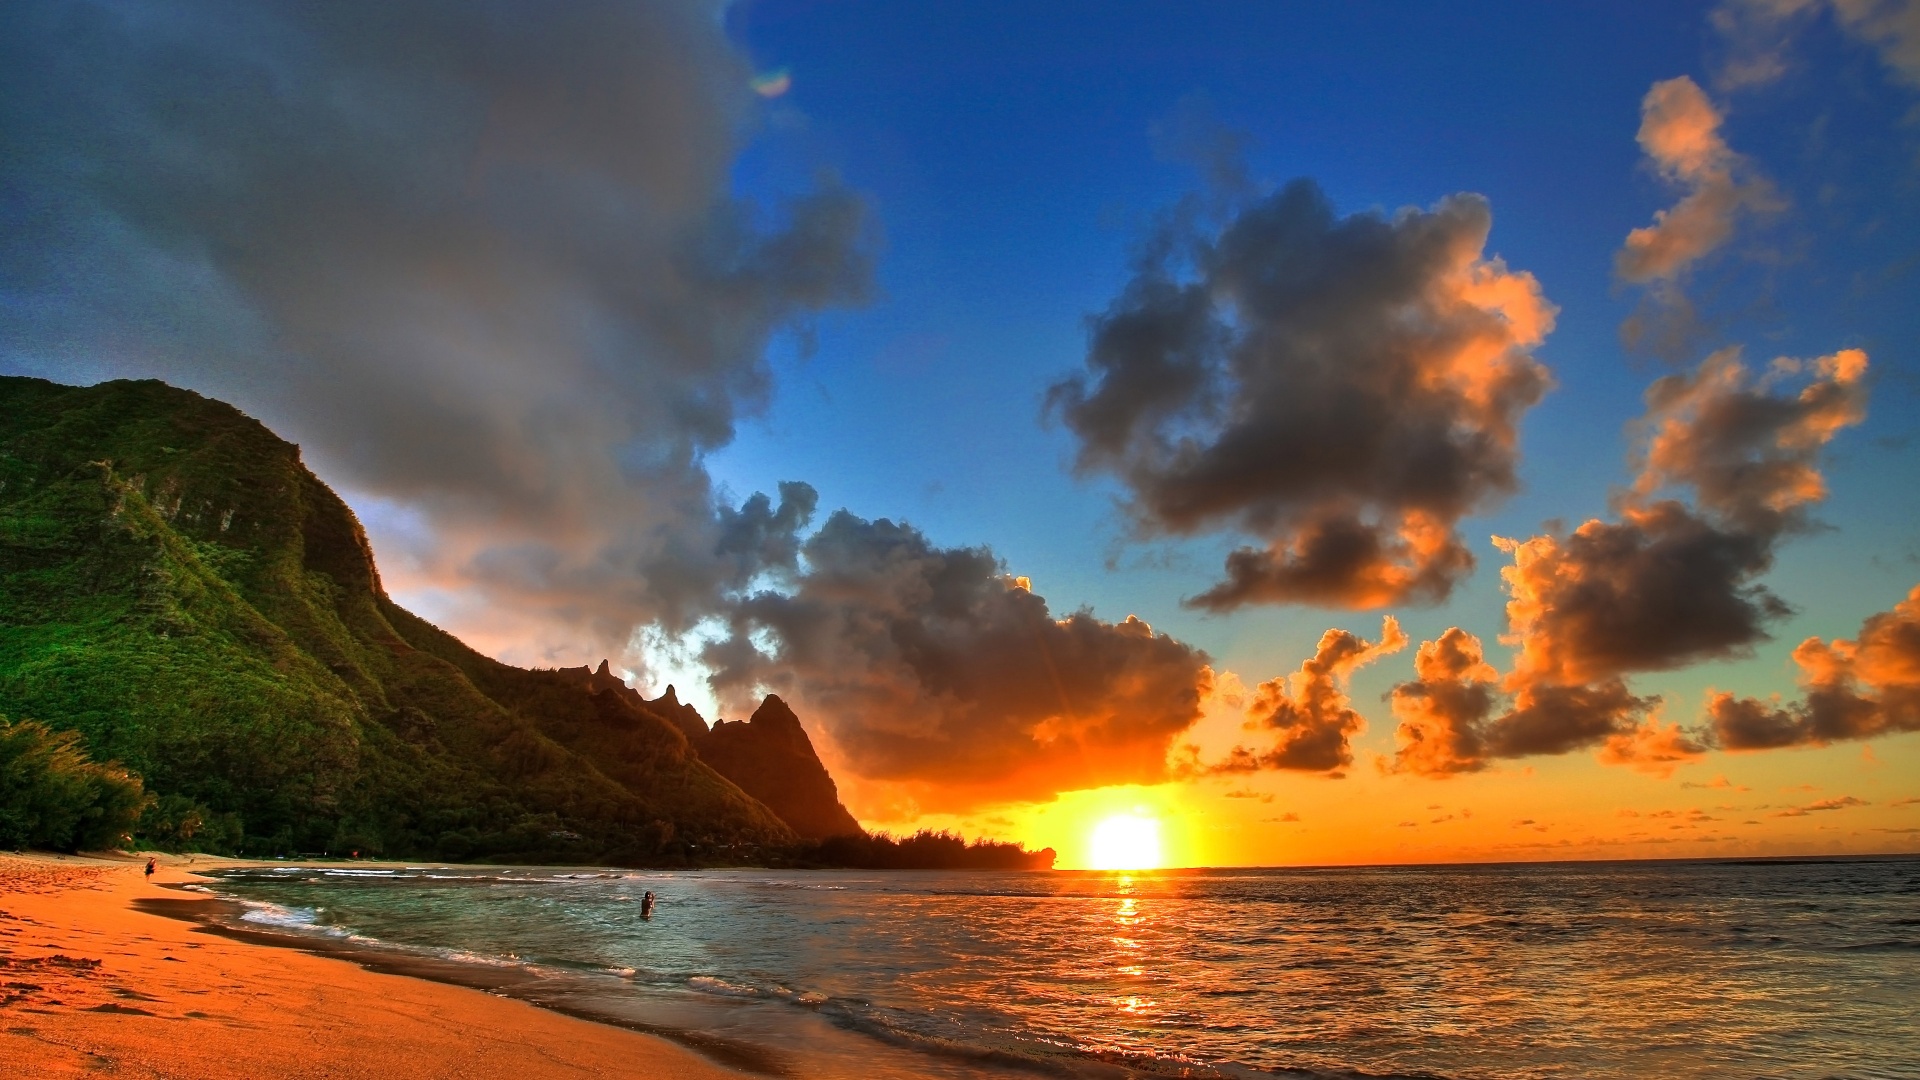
[1711,583,1920,749]
[1048,177,1555,611]
[1501,347,1867,689]
[1496,503,1792,685]
[0,0,873,664]
[701,511,1215,811]
[1488,679,1658,758]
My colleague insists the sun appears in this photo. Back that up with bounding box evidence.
[1089,813,1163,871]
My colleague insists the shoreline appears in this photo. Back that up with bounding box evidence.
[132,884,790,1076]
[0,851,784,1079]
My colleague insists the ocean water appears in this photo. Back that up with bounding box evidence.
[204,858,1919,1079]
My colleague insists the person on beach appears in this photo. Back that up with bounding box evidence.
[144,857,156,881]
[641,891,655,919]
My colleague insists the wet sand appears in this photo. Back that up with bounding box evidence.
[0,851,759,1079]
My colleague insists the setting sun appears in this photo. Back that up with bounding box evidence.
[1089,814,1163,870]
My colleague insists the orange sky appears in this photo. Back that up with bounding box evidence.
[856,698,1919,869]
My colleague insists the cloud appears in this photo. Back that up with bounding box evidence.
[1222,788,1274,802]
[1048,176,1554,611]
[1771,795,1870,816]
[1389,628,1500,776]
[1710,582,1920,749]
[1387,625,1670,776]
[1599,720,1712,777]
[1681,774,1752,791]
[1209,618,1406,776]
[0,0,875,668]
[1393,347,1866,775]
[1617,77,1776,284]
[1500,347,1865,683]
[701,510,1215,812]
[1491,679,1661,758]
[1712,1,1920,91]
[1614,77,1778,359]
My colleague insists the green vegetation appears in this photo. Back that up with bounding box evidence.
[806,829,1057,870]
[0,376,792,862]
[0,715,148,852]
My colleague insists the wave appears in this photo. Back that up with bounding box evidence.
[1836,938,1920,951]
[237,900,347,936]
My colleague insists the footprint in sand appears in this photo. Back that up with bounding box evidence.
[86,1002,156,1016]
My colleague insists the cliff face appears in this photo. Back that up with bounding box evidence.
[694,696,864,840]
[0,376,796,861]
[552,664,864,841]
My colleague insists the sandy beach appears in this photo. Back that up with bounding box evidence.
[0,852,757,1079]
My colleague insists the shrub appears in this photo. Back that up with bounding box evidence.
[0,716,150,852]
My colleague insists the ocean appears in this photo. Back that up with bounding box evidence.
[199,857,1919,1079]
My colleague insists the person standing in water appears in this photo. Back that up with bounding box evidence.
[641,891,655,919]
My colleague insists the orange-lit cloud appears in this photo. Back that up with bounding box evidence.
[1772,795,1870,816]
[1616,77,1775,285]
[1389,628,1500,776]
[1615,77,1778,358]
[1388,641,1661,777]
[1393,346,1867,776]
[703,510,1214,812]
[1711,583,1920,749]
[1681,774,1751,791]
[1050,177,1554,610]
[1498,347,1865,688]
[1600,719,1710,777]
[1211,617,1406,776]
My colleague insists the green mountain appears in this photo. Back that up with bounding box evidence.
[0,375,843,862]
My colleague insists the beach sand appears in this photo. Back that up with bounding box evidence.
[0,851,754,1079]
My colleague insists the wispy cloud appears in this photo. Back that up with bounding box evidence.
[1773,795,1870,817]
[1713,0,1920,92]
[1615,77,1780,359]
[1682,775,1752,791]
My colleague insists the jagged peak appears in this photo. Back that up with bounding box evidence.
[595,658,612,677]
[749,694,803,730]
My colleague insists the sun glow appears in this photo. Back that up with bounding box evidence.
[1089,813,1163,870]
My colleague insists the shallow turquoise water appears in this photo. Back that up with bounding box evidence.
[208,857,1920,1079]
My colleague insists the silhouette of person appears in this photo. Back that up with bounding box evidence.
[641,891,655,919]
[144,857,156,881]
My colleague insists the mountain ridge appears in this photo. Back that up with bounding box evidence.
[549,661,863,840]
[0,375,850,860]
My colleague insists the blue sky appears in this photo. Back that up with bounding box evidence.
[712,0,1919,706]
